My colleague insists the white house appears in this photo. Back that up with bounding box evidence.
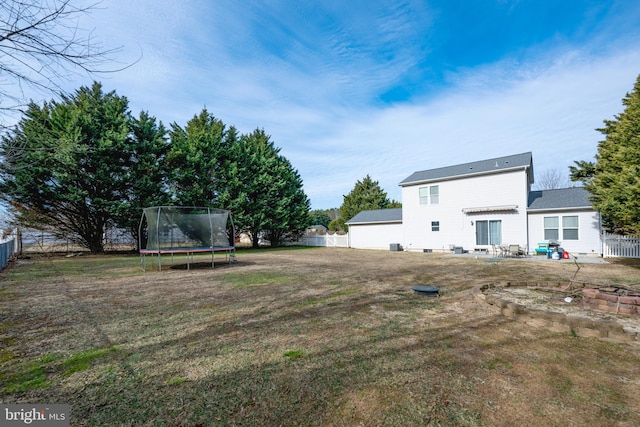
[347,208,402,250]
[346,152,602,256]
[527,188,601,255]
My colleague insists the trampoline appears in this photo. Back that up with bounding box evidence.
[139,206,236,271]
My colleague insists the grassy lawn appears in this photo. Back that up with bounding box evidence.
[1,247,639,426]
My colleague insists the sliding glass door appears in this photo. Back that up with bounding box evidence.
[475,220,502,245]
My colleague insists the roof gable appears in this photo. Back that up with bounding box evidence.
[399,152,533,186]
[528,187,592,210]
[346,208,402,225]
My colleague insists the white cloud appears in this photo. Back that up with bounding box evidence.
[286,47,640,208]
[4,1,640,212]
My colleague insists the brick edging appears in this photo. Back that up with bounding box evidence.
[472,282,639,345]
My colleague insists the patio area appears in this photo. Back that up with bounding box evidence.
[447,250,608,264]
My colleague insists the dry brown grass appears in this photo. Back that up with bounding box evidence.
[1,247,639,426]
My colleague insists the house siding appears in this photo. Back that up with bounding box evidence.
[527,210,602,255]
[345,153,603,256]
[349,222,403,250]
[401,169,530,251]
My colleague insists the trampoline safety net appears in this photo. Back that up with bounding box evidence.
[140,206,233,251]
[139,206,236,271]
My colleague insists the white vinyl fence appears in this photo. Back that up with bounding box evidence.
[297,233,349,248]
[603,231,640,258]
[0,232,18,270]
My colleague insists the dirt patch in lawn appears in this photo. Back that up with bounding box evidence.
[484,284,640,335]
[1,248,639,426]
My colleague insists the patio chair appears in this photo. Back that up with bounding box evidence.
[495,245,508,257]
[508,244,522,257]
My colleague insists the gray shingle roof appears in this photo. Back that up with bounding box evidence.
[399,152,533,186]
[528,187,593,210]
[346,208,402,225]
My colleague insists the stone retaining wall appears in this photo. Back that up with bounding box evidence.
[473,281,639,345]
[582,288,640,317]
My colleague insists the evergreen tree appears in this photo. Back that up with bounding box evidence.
[262,154,310,246]
[116,111,171,247]
[570,74,640,234]
[220,129,310,247]
[0,82,131,253]
[308,210,332,229]
[166,108,231,207]
[335,175,393,232]
[568,160,596,185]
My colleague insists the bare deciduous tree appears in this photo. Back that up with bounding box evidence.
[535,168,572,190]
[0,0,125,120]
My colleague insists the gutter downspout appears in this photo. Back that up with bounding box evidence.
[525,165,531,254]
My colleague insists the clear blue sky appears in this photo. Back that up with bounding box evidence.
[11,0,640,209]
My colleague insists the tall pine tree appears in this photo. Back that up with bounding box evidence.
[332,175,395,232]
[166,108,232,207]
[570,74,640,234]
[0,82,132,253]
[219,128,310,247]
[116,111,171,248]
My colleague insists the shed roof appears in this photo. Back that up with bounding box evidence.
[527,187,593,210]
[399,152,533,186]
[346,208,403,225]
